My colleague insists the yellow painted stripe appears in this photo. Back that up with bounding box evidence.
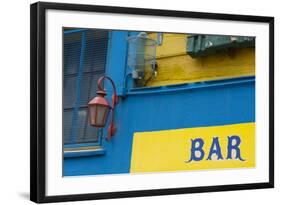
[130,122,255,173]
[145,33,255,87]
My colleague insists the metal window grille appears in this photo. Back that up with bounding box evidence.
[63,29,109,145]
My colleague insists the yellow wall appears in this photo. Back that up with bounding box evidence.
[145,33,255,87]
[131,122,255,173]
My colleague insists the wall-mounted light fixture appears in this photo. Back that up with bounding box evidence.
[127,32,157,87]
[88,76,118,141]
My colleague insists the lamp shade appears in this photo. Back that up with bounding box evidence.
[88,94,111,127]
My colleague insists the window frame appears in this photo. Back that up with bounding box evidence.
[63,28,112,157]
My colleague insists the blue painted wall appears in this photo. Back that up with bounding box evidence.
[63,31,255,176]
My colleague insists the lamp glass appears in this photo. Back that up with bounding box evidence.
[89,104,110,127]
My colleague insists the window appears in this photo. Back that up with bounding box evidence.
[127,32,255,88]
[187,35,255,58]
[63,29,109,147]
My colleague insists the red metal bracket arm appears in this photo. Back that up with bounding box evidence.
[97,76,118,140]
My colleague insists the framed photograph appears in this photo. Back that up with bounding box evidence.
[30,2,274,203]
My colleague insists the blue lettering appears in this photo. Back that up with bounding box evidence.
[207,137,223,160]
[186,138,205,162]
[227,135,245,161]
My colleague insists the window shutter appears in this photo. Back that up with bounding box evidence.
[63,29,108,145]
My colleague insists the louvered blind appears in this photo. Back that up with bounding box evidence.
[63,29,108,145]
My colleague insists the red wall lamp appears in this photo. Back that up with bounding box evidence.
[88,76,118,141]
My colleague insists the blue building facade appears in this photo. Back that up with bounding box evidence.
[63,29,255,176]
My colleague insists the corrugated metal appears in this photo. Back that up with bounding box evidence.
[63,29,108,145]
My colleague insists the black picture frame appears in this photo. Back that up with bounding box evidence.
[30,2,274,203]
